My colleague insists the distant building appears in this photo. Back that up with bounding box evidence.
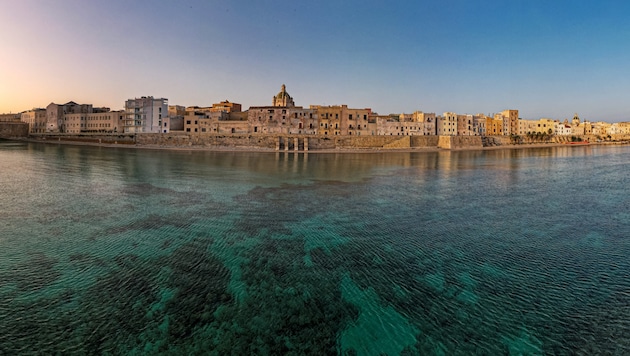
[272,84,295,107]
[501,110,519,136]
[211,100,242,113]
[438,112,458,136]
[20,109,47,133]
[46,101,93,132]
[124,97,168,133]
[0,113,20,122]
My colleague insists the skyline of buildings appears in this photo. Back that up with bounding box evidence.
[5,85,630,138]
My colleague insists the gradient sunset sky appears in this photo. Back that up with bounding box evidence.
[1,0,629,121]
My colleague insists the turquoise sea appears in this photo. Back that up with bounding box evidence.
[1,140,629,355]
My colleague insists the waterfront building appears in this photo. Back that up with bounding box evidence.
[583,121,593,135]
[168,105,185,117]
[535,118,555,134]
[610,122,630,135]
[413,111,437,135]
[457,114,474,136]
[438,112,458,136]
[473,114,487,136]
[124,97,168,133]
[395,111,437,136]
[46,101,93,133]
[315,105,343,135]
[20,109,47,133]
[501,110,519,136]
[555,121,572,136]
[518,119,538,135]
[486,115,503,135]
[167,105,185,131]
[83,110,125,133]
[247,106,318,135]
[0,113,20,122]
[397,114,423,136]
[591,122,611,136]
[376,115,403,136]
[211,100,242,113]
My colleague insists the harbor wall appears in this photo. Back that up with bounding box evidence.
[22,132,629,150]
[0,122,29,138]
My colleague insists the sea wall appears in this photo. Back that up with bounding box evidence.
[25,132,630,150]
[136,133,278,149]
[437,136,484,149]
[29,133,136,144]
[136,134,429,150]
[0,122,29,138]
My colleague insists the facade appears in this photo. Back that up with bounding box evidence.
[211,100,242,113]
[536,118,555,134]
[46,101,93,132]
[473,114,487,136]
[124,97,168,133]
[0,113,20,122]
[247,106,318,135]
[376,115,404,136]
[83,111,125,133]
[438,112,458,136]
[457,114,474,136]
[20,109,47,133]
[486,116,503,135]
[501,110,519,136]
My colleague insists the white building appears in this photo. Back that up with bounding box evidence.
[124,96,168,133]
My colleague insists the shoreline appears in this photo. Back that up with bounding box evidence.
[5,136,626,154]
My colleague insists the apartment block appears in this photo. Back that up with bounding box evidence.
[124,97,168,133]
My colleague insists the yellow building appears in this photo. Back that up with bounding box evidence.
[211,100,242,113]
[20,109,47,133]
[438,112,457,136]
[486,116,503,135]
[501,109,519,135]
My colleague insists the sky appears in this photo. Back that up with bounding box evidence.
[1,0,629,121]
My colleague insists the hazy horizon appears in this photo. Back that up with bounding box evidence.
[1,0,629,122]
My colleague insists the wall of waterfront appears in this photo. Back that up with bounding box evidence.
[17,132,630,150]
[0,122,29,138]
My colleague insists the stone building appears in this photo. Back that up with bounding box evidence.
[20,109,47,133]
[0,113,20,122]
[501,109,519,136]
[486,116,503,135]
[457,114,474,136]
[124,97,168,133]
[46,101,93,132]
[413,111,437,136]
[82,110,125,133]
[472,114,487,135]
[211,100,242,113]
[438,112,458,136]
[376,115,404,136]
[247,106,318,135]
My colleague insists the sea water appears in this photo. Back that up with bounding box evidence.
[0,140,629,354]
